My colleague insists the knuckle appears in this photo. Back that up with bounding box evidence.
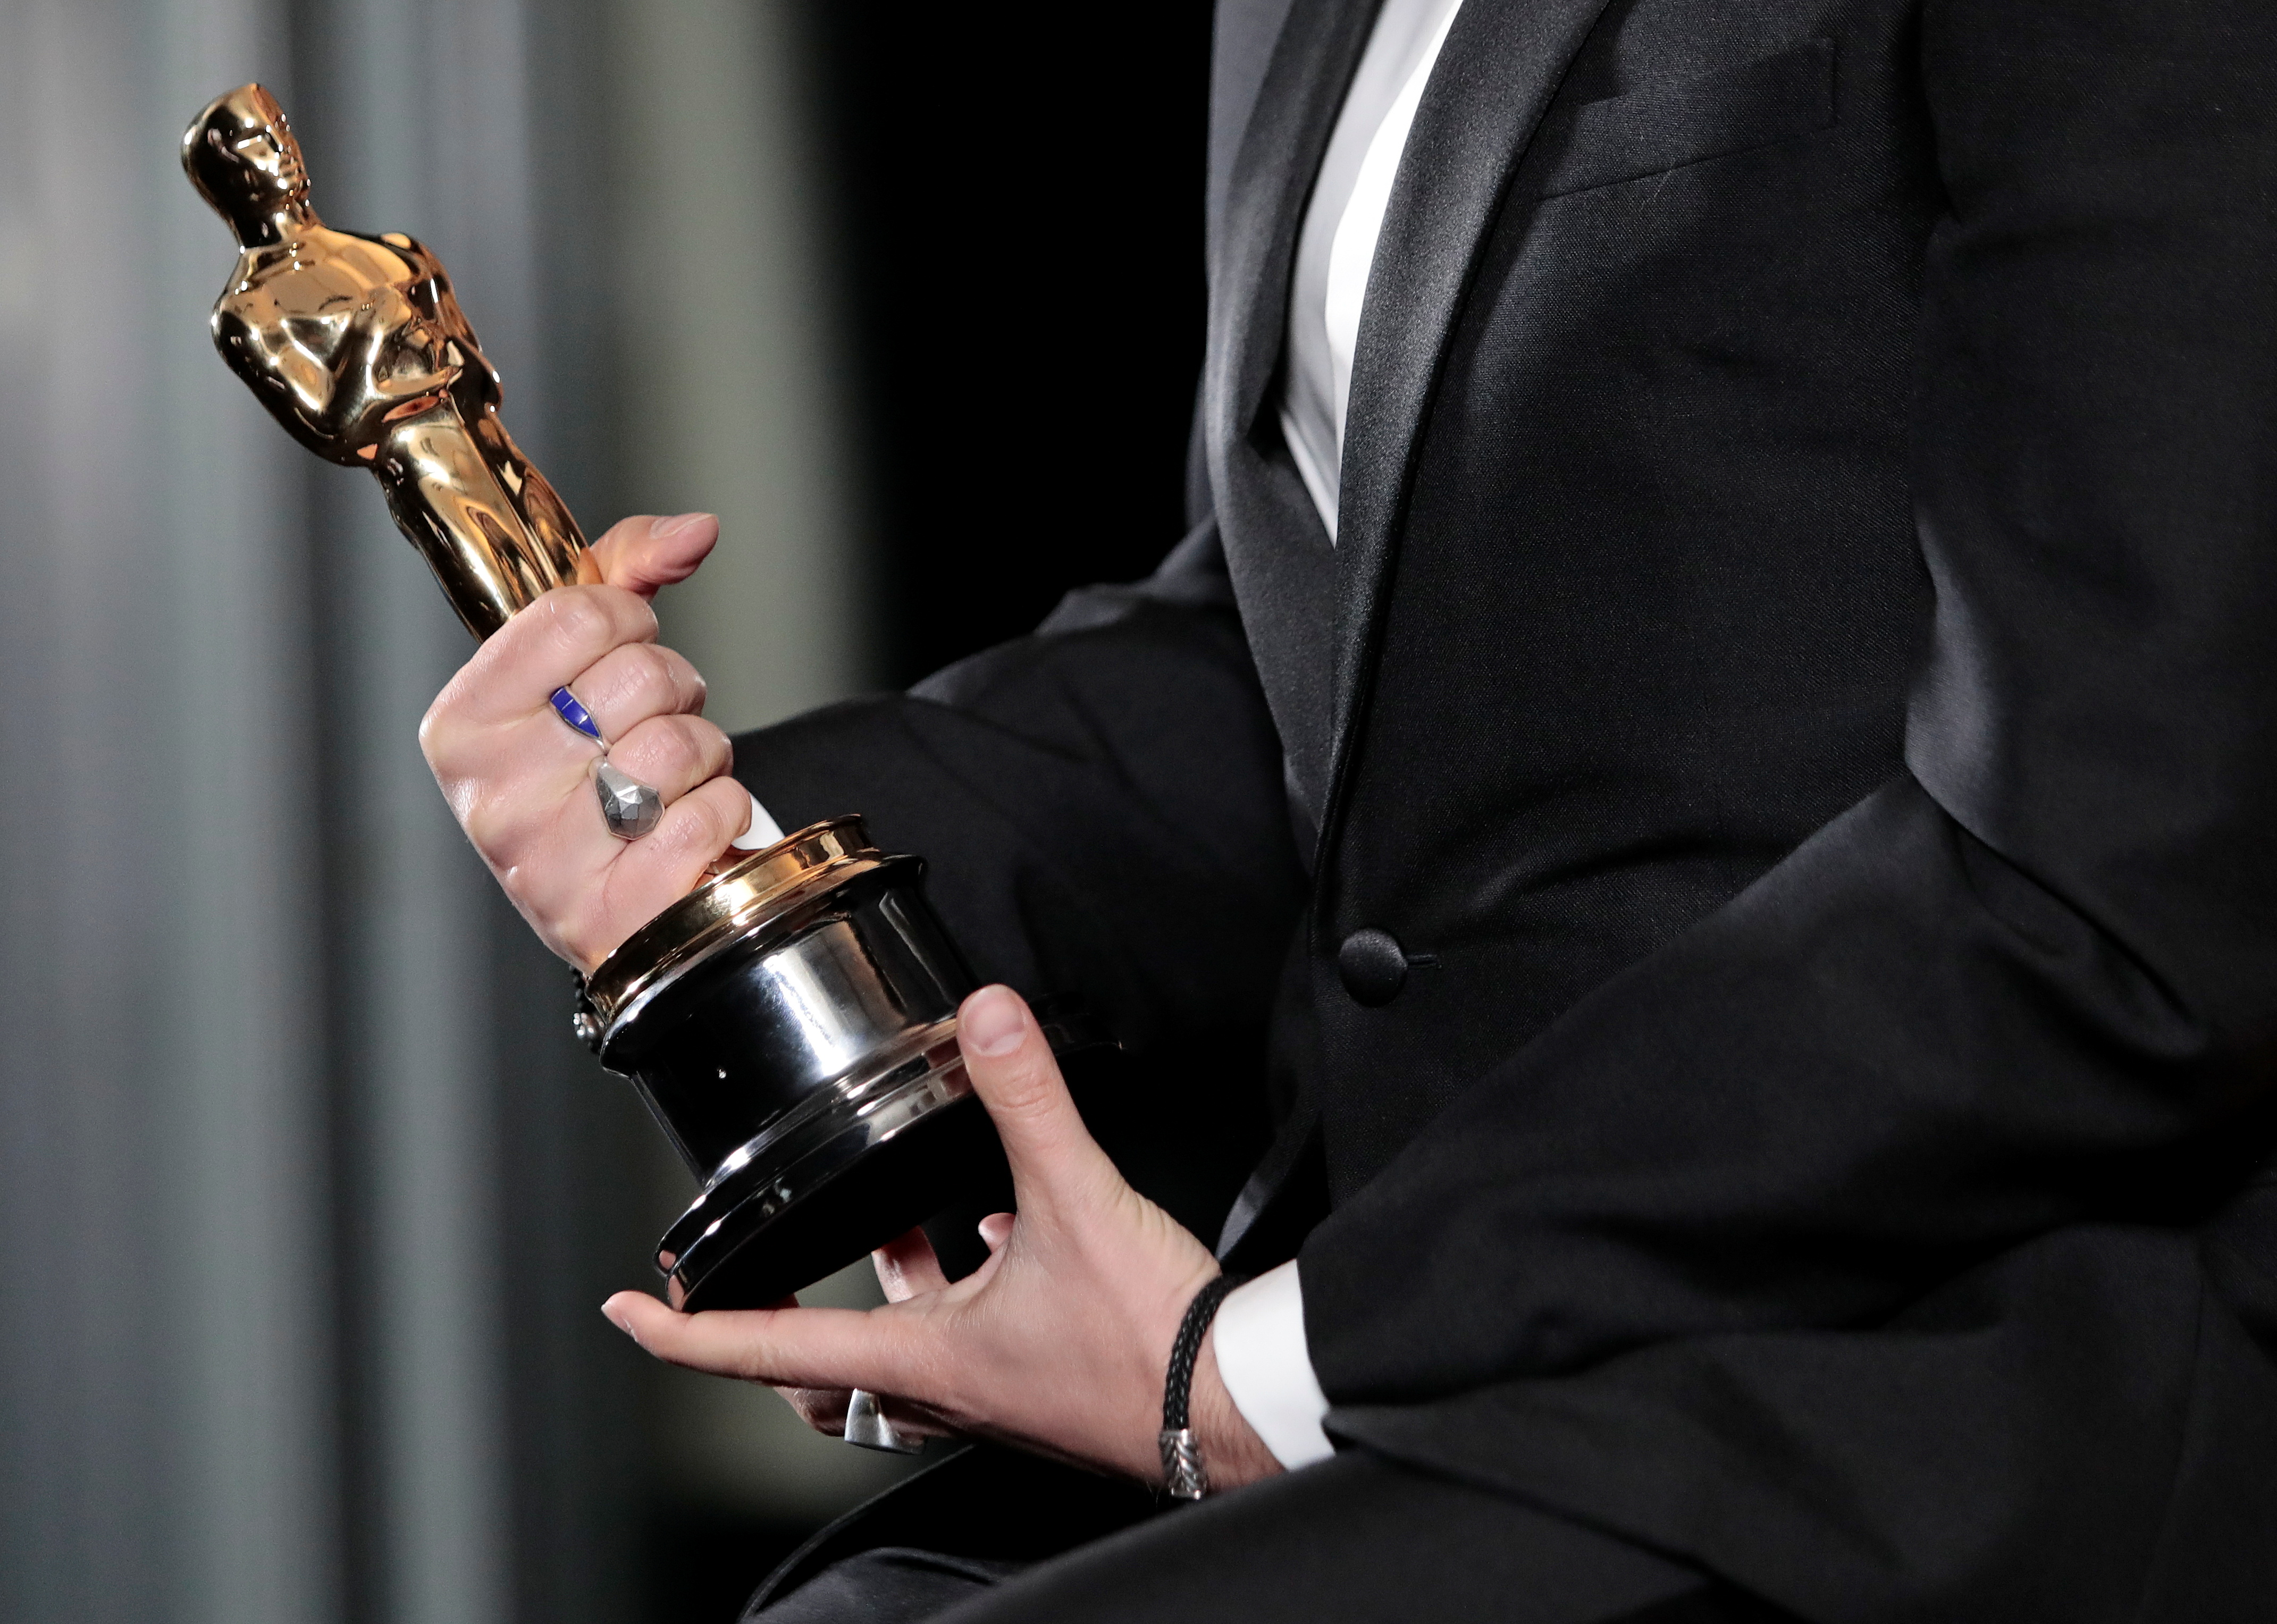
[687,719,734,777]
[694,777,743,836]
[545,585,653,659]
[653,644,705,708]
[416,703,452,768]
[665,782,741,864]
[542,587,611,651]
[996,1070,1062,1125]
[558,923,606,972]
[626,642,681,710]
[596,513,652,550]
[459,800,503,854]
[657,784,726,854]
[653,646,703,712]
[626,717,702,781]
[682,721,728,778]
[458,790,527,863]
[418,678,480,768]
[735,1343,782,1385]
[684,725,739,787]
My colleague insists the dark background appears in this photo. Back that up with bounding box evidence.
[806,1,1217,685]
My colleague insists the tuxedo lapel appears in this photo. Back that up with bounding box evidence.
[1324,0,1618,793]
[1204,0,1384,457]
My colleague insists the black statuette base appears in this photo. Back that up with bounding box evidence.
[660,1005,1118,1311]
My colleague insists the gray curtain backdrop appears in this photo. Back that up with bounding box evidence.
[0,3,886,1622]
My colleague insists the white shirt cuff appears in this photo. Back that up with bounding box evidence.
[1211,1259,1334,1468]
[731,788,784,850]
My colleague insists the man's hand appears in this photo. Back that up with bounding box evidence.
[421,512,755,971]
[603,985,1286,1492]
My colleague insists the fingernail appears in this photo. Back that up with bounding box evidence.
[601,1302,636,1342]
[649,511,713,538]
[960,985,1026,1056]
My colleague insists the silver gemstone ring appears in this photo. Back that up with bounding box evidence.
[550,685,663,840]
[843,1389,922,1454]
[593,759,664,839]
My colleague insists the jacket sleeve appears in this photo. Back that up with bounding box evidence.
[1299,0,2277,1401]
[729,519,1309,1234]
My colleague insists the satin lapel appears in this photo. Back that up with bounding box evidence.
[1204,0,1384,455]
[1324,0,1618,786]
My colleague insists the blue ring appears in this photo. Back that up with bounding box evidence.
[550,685,604,744]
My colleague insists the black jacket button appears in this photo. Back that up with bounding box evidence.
[1338,928,1408,1006]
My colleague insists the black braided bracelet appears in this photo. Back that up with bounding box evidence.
[1159,1272,1247,1500]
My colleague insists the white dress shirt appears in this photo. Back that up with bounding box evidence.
[735,788,784,849]
[1279,0,1467,542]
[1211,1257,1334,1465]
[745,0,1467,1470]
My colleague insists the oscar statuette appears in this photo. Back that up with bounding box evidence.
[182,83,1111,1327]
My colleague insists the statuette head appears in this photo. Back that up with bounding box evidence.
[182,83,310,248]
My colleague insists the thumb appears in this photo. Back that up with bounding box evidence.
[588,512,720,600]
[956,985,1120,1211]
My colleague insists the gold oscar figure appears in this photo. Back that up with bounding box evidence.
[180,86,1101,1349]
[183,83,596,638]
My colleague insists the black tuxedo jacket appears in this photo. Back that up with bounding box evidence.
[737,0,2277,1614]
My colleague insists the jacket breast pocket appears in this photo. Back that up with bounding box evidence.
[1521,37,1837,199]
